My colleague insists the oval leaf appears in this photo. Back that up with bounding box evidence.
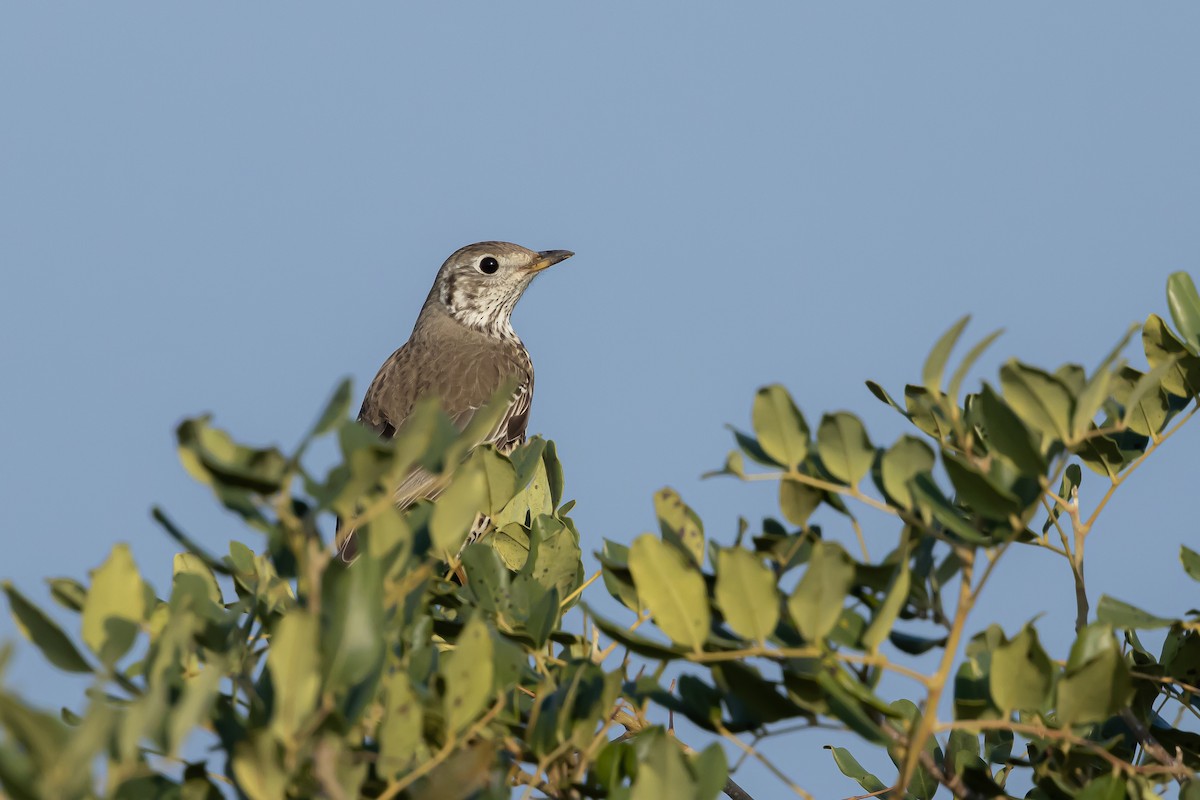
[628,534,711,651]
[817,412,874,486]
[751,384,810,469]
[714,548,779,644]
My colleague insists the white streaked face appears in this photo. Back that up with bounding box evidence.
[433,241,571,336]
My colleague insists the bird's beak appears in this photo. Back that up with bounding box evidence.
[528,250,574,273]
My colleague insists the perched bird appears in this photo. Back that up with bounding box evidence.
[336,241,573,563]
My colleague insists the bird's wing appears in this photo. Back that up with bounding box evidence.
[336,339,532,563]
[360,336,533,450]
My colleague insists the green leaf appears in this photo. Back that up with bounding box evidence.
[492,453,552,531]
[442,615,494,735]
[861,560,910,654]
[231,732,287,800]
[778,477,823,525]
[817,412,874,486]
[1143,314,1200,398]
[1000,360,1073,442]
[943,451,1021,519]
[268,612,320,743]
[1096,595,1176,629]
[886,699,942,800]
[654,487,705,565]
[729,426,781,468]
[176,416,288,496]
[1182,545,1200,582]
[514,515,582,602]
[627,534,711,651]
[586,605,689,660]
[910,473,989,544]
[689,743,729,800]
[1167,271,1200,353]
[80,544,147,665]
[1076,775,1127,800]
[827,745,887,795]
[1071,365,1115,441]
[2,583,92,673]
[1056,623,1133,725]
[1043,463,1081,535]
[598,540,641,612]
[989,625,1053,714]
[630,726,697,800]
[430,460,489,555]
[876,435,935,509]
[378,672,428,776]
[751,384,810,469]
[320,552,384,696]
[865,380,909,417]
[787,541,854,642]
[460,543,511,618]
[168,661,223,758]
[923,315,971,397]
[46,577,86,613]
[947,327,1005,402]
[309,378,353,440]
[905,385,952,439]
[1113,365,1172,437]
[714,548,779,644]
[976,384,1045,474]
[1076,433,1126,479]
[472,446,518,515]
[171,553,222,606]
[816,670,889,745]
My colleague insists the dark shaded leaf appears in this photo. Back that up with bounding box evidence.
[2,583,92,673]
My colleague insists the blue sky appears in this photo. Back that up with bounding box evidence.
[2,3,1198,797]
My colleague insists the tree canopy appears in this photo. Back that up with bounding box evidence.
[3,273,1200,799]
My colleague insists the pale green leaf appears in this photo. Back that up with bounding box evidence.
[714,548,779,643]
[861,561,910,653]
[787,542,854,642]
[817,412,874,486]
[751,384,810,469]
[1167,271,1200,353]
[442,615,494,735]
[923,315,970,397]
[80,544,147,665]
[1000,360,1073,442]
[268,612,321,743]
[628,534,711,651]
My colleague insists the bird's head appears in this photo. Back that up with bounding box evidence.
[425,241,573,336]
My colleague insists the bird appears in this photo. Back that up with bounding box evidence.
[335,241,573,563]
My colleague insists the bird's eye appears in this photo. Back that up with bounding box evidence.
[478,256,499,275]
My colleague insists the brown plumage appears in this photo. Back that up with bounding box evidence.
[336,241,573,563]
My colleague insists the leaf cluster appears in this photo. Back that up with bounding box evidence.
[3,274,1200,799]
